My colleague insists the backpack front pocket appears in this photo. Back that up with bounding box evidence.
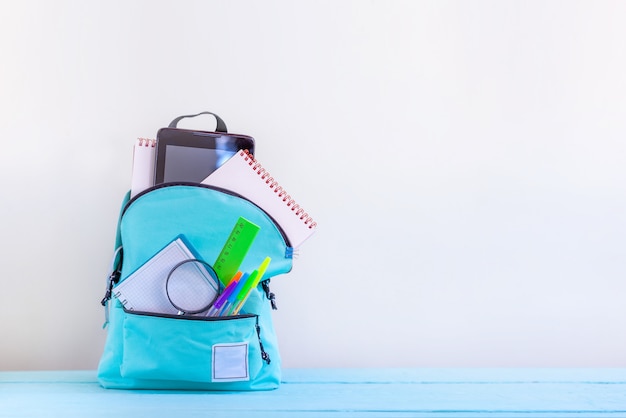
[120,310,267,384]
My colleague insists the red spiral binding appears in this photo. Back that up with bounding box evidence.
[241,150,317,229]
[137,138,156,147]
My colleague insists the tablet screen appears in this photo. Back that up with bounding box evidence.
[155,128,254,185]
[162,145,234,183]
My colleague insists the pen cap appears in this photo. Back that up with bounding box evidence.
[233,270,259,302]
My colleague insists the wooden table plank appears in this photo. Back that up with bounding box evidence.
[1,369,625,418]
[282,367,626,383]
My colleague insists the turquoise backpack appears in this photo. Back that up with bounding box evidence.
[97,184,292,390]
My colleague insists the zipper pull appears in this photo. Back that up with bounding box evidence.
[261,280,277,310]
[255,319,271,365]
[101,246,123,306]
[100,271,118,306]
[100,271,119,328]
[101,247,123,328]
[100,277,112,307]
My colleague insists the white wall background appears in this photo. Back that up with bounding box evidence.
[1,0,625,371]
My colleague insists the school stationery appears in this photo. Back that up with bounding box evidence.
[112,237,219,316]
[231,257,271,316]
[130,138,156,199]
[219,272,250,317]
[213,217,261,286]
[165,259,221,315]
[201,150,317,249]
[206,274,241,317]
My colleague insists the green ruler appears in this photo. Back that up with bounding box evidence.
[213,216,260,286]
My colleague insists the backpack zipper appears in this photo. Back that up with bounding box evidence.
[101,183,287,322]
[125,309,271,365]
[122,182,292,248]
[255,315,271,365]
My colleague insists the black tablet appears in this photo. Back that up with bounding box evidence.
[154,127,255,185]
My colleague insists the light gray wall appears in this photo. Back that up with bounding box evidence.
[1,0,625,370]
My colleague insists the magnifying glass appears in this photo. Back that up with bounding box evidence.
[165,259,220,315]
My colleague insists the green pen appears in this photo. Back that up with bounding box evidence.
[231,257,271,315]
[225,270,258,316]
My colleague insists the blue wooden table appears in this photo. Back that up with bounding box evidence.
[1,368,625,417]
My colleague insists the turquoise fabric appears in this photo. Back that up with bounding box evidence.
[97,185,292,390]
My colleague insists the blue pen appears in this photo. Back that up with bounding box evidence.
[232,257,270,315]
[219,273,249,316]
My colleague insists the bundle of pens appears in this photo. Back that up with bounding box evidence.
[208,257,270,317]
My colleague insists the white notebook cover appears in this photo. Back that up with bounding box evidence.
[201,150,317,249]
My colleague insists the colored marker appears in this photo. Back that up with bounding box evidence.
[225,270,258,316]
[206,272,242,317]
[231,257,271,315]
[219,273,250,316]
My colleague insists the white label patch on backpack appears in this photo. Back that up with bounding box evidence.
[212,342,250,382]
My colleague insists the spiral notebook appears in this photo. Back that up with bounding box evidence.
[201,150,317,249]
[130,138,156,199]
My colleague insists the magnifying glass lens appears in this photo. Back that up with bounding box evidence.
[166,260,219,315]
